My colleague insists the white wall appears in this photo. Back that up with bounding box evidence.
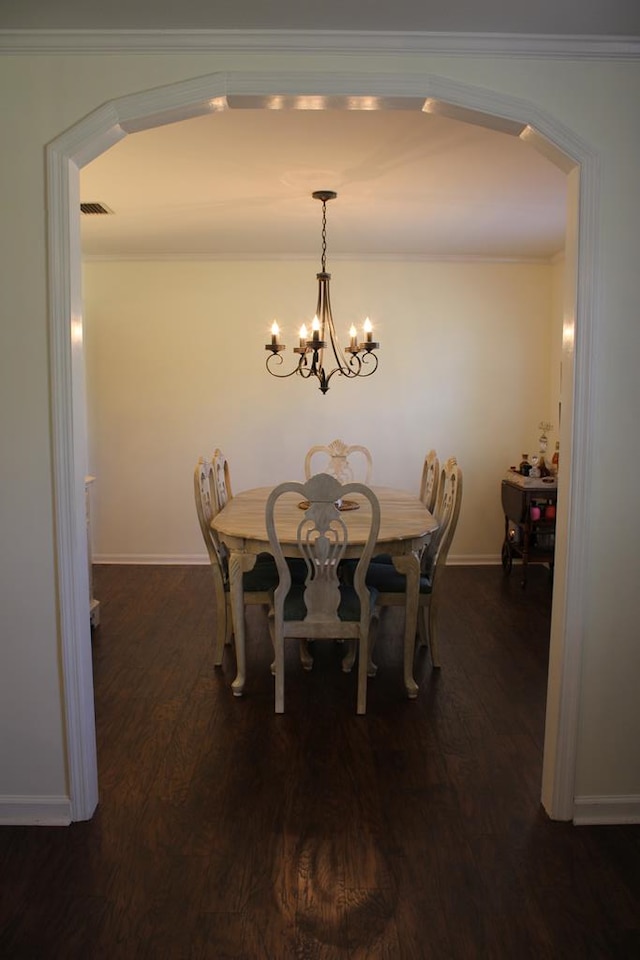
[1,46,639,821]
[83,258,555,564]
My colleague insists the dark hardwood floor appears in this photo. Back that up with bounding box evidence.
[1,564,638,959]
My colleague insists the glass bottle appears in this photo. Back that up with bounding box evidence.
[551,441,560,476]
[519,454,531,477]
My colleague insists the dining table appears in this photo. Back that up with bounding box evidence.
[211,485,439,699]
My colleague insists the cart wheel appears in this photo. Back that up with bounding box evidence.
[501,542,512,574]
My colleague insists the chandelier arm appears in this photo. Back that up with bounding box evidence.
[353,351,379,377]
[322,364,355,389]
[266,352,311,380]
[319,348,379,391]
[298,363,321,381]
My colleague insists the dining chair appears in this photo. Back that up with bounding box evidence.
[419,448,440,514]
[364,457,463,670]
[304,438,373,484]
[194,455,278,667]
[265,472,381,715]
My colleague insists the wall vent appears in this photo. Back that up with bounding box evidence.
[80,202,113,215]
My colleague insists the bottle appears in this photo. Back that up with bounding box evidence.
[519,454,531,477]
[539,455,550,478]
[551,442,560,476]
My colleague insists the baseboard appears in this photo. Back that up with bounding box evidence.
[94,554,208,565]
[573,795,640,825]
[94,553,503,566]
[447,554,501,566]
[0,795,72,826]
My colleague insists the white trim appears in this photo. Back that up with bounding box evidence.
[573,795,640,825]
[48,148,99,824]
[0,796,72,826]
[542,157,600,822]
[93,553,503,566]
[1,29,639,59]
[81,252,558,265]
[48,68,592,824]
[94,554,209,565]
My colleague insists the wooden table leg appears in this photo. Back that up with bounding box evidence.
[227,551,258,697]
[392,552,420,699]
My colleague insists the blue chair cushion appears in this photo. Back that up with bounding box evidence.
[235,554,308,593]
[241,553,279,592]
[282,583,379,622]
[370,553,394,564]
[365,562,433,595]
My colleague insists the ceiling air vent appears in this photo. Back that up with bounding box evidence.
[80,202,114,215]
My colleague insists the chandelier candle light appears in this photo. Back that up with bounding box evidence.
[265,190,380,395]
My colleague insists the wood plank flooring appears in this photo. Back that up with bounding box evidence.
[1,564,638,958]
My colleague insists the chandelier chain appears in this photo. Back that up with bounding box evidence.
[321,200,328,272]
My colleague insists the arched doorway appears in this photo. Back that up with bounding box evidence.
[47,70,595,821]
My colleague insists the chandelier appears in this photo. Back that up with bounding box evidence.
[265,190,380,395]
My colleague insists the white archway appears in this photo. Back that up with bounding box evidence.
[47,70,597,822]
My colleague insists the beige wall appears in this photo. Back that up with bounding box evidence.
[1,48,639,816]
[549,258,564,440]
[83,258,556,564]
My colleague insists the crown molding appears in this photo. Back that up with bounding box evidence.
[81,252,556,265]
[1,29,639,59]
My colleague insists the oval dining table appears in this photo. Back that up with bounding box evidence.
[211,485,439,699]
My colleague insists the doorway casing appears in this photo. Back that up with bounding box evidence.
[47,70,596,822]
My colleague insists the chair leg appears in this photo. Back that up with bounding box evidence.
[299,639,314,671]
[416,604,427,648]
[274,634,285,713]
[428,599,441,668]
[267,613,276,676]
[367,612,379,677]
[343,612,380,676]
[341,640,356,673]
[225,597,234,646]
[213,592,230,667]
[270,616,285,713]
[211,557,233,667]
[356,633,368,715]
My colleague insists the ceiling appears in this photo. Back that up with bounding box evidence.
[80,106,569,262]
[2,0,640,34]
[11,1,637,262]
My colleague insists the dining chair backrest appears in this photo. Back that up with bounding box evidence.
[419,448,440,514]
[304,438,373,484]
[194,457,226,575]
[211,448,232,513]
[422,457,463,581]
[265,472,381,714]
